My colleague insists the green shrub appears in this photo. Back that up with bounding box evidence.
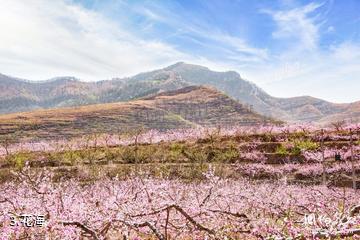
[182,147,208,163]
[275,145,289,155]
[181,144,239,163]
[8,152,29,169]
[294,140,319,151]
[120,147,137,164]
[211,146,239,163]
[119,146,152,164]
[291,146,302,156]
[276,140,318,156]
[167,143,184,162]
[61,150,82,166]
[288,140,319,156]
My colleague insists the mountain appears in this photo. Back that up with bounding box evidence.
[316,101,360,124]
[0,63,358,124]
[158,63,349,123]
[0,72,189,114]
[0,86,272,141]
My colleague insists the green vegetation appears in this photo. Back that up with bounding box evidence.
[275,140,319,156]
[275,144,290,155]
[6,152,31,169]
[0,135,241,170]
[0,128,357,186]
[290,139,319,155]
[294,139,319,151]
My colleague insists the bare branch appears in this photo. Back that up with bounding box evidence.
[61,221,100,240]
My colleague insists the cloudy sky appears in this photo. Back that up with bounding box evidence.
[0,0,359,102]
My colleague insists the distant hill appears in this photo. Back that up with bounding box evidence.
[0,86,272,141]
[0,62,358,124]
[0,72,189,114]
[316,101,360,124]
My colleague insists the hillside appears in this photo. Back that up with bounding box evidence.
[317,101,360,124]
[0,72,188,114]
[0,86,270,141]
[161,63,350,123]
[0,63,358,124]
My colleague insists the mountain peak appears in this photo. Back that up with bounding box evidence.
[165,61,186,68]
[164,62,208,71]
[44,76,79,83]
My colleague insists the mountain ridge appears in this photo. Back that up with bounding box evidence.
[0,62,358,124]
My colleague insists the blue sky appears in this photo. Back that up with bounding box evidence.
[0,0,359,102]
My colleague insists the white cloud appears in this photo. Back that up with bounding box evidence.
[0,0,194,80]
[131,1,269,65]
[262,2,323,50]
[237,3,360,103]
[242,41,360,103]
[211,34,269,62]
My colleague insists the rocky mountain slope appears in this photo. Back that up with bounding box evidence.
[0,72,188,114]
[161,63,349,123]
[0,86,271,140]
[316,101,360,124]
[0,63,358,124]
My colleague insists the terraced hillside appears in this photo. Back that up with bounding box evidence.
[0,125,359,188]
[0,86,272,141]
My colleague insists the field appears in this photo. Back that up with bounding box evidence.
[0,124,360,239]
